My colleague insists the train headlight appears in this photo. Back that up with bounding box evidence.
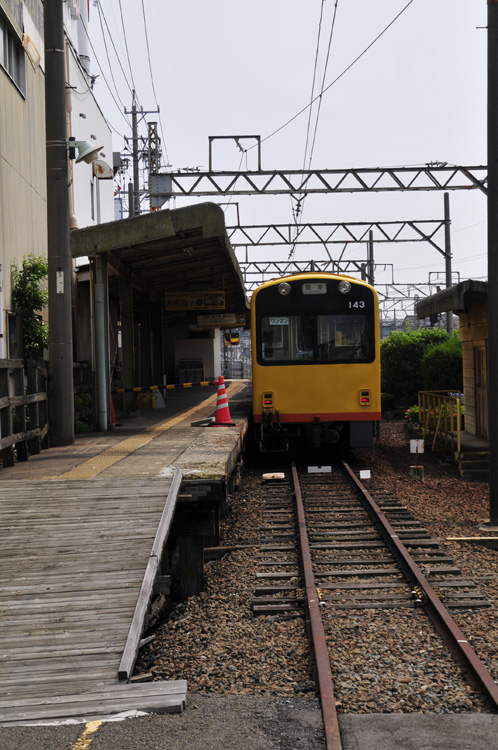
[338,280,352,294]
[278,282,292,296]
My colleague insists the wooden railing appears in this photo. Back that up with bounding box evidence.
[0,359,48,468]
[418,390,463,455]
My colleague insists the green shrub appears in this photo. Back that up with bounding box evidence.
[421,334,463,392]
[381,392,396,412]
[380,328,450,409]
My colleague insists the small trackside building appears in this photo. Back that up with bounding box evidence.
[416,280,488,440]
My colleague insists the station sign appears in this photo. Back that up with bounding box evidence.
[196,313,246,328]
[164,291,225,311]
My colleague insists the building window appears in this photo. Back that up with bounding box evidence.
[0,15,26,96]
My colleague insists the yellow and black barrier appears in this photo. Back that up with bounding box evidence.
[166,381,221,390]
[112,381,229,394]
[112,385,161,394]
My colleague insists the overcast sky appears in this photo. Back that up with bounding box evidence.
[88,0,488,301]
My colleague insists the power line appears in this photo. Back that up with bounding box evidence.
[291,0,340,259]
[308,0,340,169]
[96,0,133,103]
[302,0,327,173]
[118,0,138,103]
[81,18,131,134]
[256,0,416,149]
[140,0,171,167]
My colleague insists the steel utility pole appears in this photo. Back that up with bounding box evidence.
[124,94,160,216]
[488,0,498,524]
[444,193,453,335]
[45,0,74,446]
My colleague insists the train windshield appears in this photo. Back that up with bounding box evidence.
[260,314,372,363]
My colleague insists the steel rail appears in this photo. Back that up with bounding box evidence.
[341,460,498,709]
[291,463,342,750]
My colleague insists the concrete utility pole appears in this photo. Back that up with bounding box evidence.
[131,91,140,216]
[488,1,498,524]
[45,0,75,446]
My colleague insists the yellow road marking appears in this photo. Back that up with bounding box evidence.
[59,389,220,480]
[71,720,103,750]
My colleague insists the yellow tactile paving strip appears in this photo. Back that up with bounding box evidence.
[59,389,220,480]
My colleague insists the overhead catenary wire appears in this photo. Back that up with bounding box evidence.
[289,0,327,251]
[307,0,340,170]
[290,0,340,260]
[302,0,327,174]
[256,0,416,149]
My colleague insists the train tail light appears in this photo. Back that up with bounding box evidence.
[262,392,273,408]
[359,389,371,406]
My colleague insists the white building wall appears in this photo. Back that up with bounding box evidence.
[174,330,222,382]
[64,1,114,231]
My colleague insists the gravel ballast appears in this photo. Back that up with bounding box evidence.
[138,421,498,718]
[4,422,498,750]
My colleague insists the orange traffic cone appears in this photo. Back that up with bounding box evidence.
[210,376,237,426]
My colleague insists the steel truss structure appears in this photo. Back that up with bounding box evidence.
[239,261,461,320]
[148,159,485,318]
[228,219,447,257]
[162,164,487,198]
[239,260,389,288]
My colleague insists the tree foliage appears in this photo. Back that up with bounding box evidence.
[11,254,49,359]
[380,327,452,409]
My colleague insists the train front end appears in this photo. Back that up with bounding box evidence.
[251,273,381,452]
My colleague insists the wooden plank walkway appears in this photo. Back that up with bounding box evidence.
[0,473,186,725]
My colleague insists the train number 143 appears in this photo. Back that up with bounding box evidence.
[349,300,365,308]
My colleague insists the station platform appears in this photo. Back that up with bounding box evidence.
[0,379,251,484]
[0,380,251,725]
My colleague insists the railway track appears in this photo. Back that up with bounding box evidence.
[252,461,498,750]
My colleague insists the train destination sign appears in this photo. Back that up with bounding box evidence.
[302,282,327,295]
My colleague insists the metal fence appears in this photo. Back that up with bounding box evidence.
[222,360,251,380]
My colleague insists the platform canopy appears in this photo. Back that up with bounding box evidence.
[70,202,249,324]
[416,280,488,319]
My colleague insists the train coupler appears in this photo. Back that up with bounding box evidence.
[259,430,289,453]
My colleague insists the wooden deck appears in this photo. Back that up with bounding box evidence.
[0,473,186,725]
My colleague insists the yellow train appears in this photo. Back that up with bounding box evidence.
[251,272,381,452]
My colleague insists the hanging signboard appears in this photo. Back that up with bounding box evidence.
[197,313,246,328]
[164,291,225,311]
